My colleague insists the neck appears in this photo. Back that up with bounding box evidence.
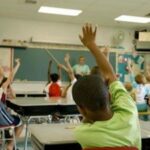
[88,107,113,122]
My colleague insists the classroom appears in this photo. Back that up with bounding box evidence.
[0,0,150,150]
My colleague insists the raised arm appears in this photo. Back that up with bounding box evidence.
[12,58,21,81]
[1,70,13,91]
[101,46,110,60]
[64,54,75,81]
[48,60,52,83]
[79,24,116,85]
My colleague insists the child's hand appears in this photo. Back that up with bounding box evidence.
[57,64,63,69]
[64,53,70,62]
[15,58,20,64]
[79,24,97,49]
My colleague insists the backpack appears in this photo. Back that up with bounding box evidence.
[49,83,61,97]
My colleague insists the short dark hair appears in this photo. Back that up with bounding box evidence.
[50,73,59,82]
[135,74,145,84]
[75,74,82,80]
[90,66,100,75]
[72,75,109,111]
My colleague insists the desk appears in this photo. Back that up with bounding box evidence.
[6,97,78,116]
[29,121,150,150]
[29,123,81,150]
[6,97,79,150]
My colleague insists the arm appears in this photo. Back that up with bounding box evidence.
[64,54,75,81]
[1,70,13,92]
[48,60,52,83]
[101,46,110,60]
[6,86,16,99]
[12,58,21,81]
[57,64,62,80]
[79,24,116,85]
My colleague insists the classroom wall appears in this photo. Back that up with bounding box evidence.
[0,17,134,50]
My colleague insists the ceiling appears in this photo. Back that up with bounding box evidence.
[0,0,150,29]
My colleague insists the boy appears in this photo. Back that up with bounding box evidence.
[44,60,62,97]
[72,24,141,149]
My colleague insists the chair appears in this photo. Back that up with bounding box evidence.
[0,125,17,150]
[83,146,138,150]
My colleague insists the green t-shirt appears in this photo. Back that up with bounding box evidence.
[74,81,141,150]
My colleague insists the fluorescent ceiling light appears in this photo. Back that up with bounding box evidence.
[115,15,150,23]
[38,6,82,16]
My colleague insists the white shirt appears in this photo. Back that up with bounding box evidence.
[134,84,147,104]
[66,78,77,104]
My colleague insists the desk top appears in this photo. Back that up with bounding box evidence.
[9,97,76,106]
[6,97,79,116]
[140,120,150,139]
[29,123,78,144]
[29,121,150,145]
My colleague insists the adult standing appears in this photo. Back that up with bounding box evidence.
[73,56,90,76]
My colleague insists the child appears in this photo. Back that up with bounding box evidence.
[72,24,141,149]
[61,54,83,103]
[44,60,62,98]
[0,69,23,150]
[133,74,150,121]
[145,64,150,94]
[0,58,21,103]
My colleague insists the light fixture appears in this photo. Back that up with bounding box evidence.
[38,6,82,16]
[115,15,150,23]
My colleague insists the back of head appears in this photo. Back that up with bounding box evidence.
[124,82,133,92]
[75,74,82,80]
[135,74,146,84]
[72,75,109,111]
[50,73,59,82]
[90,66,100,75]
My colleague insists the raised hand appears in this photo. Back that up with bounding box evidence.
[15,58,20,64]
[64,53,70,63]
[79,24,97,49]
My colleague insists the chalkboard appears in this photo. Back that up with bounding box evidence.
[14,48,116,81]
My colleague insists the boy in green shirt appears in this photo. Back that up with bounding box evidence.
[72,24,141,150]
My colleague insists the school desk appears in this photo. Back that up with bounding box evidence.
[29,121,150,150]
[29,123,81,150]
[6,97,79,150]
[140,120,150,150]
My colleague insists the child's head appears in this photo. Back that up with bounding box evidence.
[50,73,59,82]
[135,74,146,84]
[124,82,133,92]
[72,75,110,120]
[90,66,100,75]
[75,74,82,80]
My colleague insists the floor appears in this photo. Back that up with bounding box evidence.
[17,138,34,150]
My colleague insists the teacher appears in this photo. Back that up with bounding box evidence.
[73,56,90,76]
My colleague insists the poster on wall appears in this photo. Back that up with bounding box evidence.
[0,48,13,77]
